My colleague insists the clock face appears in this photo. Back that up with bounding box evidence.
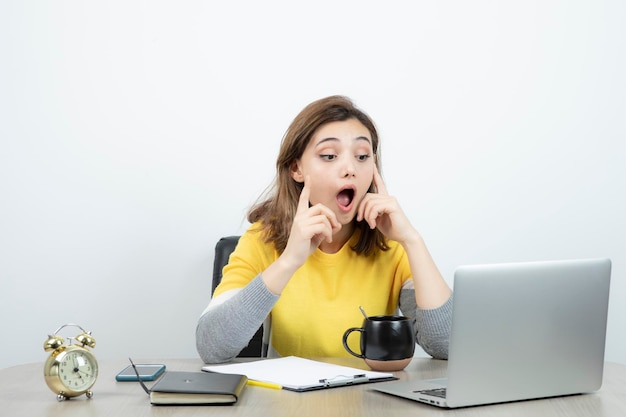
[57,349,98,392]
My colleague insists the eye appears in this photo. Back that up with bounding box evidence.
[320,154,337,161]
[356,154,371,162]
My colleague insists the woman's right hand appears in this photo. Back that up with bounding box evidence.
[262,176,341,295]
[282,176,342,268]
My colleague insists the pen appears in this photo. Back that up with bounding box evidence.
[247,379,282,390]
[320,374,369,387]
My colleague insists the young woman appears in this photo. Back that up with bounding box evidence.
[196,96,452,363]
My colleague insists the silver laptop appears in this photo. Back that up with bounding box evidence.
[374,258,611,408]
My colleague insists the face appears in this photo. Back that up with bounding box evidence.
[291,118,376,225]
[58,349,98,392]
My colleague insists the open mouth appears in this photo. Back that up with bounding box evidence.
[336,187,355,210]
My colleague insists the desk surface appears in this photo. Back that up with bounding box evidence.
[2,357,626,417]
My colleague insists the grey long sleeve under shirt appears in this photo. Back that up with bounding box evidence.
[196,275,453,364]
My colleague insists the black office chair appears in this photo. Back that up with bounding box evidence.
[212,236,264,357]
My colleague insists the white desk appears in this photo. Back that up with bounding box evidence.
[2,357,625,416]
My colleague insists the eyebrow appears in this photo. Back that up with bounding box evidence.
[314,136,372,148]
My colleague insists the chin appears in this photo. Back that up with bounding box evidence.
[336,211,357,226]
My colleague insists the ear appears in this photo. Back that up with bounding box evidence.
[290,160,304,183]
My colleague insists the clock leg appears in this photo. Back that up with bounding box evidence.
[86,390,94,399]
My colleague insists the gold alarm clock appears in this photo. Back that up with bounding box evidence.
[43,323,98,401]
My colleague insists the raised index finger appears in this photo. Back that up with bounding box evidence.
[297,175,311,212]
[373,168,389,196]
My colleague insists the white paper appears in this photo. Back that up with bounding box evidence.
[202,356,394,390]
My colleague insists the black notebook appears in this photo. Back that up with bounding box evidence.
[149,371,247,405]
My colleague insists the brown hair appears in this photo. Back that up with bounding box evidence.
[248,95,389,255]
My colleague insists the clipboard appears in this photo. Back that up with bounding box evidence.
[202,356,398,392]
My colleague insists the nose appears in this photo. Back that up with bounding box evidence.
[341,156,356,178]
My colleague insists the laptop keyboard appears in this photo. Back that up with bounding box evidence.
[415,388,447,398]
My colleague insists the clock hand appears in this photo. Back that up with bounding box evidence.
[77,368,94,378]
[73,368,85,380]
[70,360,86,380]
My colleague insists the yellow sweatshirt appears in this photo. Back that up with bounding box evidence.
[214,222,412,358]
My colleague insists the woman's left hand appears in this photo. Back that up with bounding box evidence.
[356,168,419,244]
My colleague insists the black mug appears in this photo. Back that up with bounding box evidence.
[342,315,415,371]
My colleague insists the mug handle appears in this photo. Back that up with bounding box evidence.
[342,328,365,358]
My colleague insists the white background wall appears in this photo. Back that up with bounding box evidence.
[1,1,624,370]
